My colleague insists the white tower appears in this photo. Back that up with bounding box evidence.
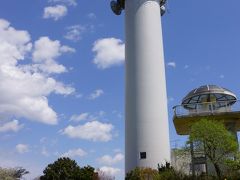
[111,0,170,173]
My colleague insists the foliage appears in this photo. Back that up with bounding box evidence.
[157,162,173,172]
[40,157,97,180]
[79,165,98,180]
[125,163,196,180]
[188,118,238,179]
[0,167,29,180]
[157,162,194,180]
[125,167,159,180]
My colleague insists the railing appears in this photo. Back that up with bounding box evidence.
[173,100,240,117]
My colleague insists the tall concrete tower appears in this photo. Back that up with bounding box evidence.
[110,0,170,173]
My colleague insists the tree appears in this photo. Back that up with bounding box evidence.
[79,165,98,180]
[0,167,29,180]
[188,118,238,179]
[40,157,98,180]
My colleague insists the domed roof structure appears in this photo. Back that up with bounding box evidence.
[182,85,237,109]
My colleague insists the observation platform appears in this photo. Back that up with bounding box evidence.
[173,85,240,135]
[173,101,240,135]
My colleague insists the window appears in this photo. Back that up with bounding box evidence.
[140,152,146,159]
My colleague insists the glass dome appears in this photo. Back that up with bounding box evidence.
[182,85,237,109]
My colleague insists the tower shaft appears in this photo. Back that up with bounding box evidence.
[125,0,170,173]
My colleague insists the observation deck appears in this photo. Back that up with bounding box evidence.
[173,85,240,135]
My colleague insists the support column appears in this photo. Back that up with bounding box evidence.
[125,0,170,173]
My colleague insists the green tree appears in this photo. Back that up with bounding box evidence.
[40,157,97,180]
[188,119,238,179]
[79,165,98,180]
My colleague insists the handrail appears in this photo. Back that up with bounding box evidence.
[173,100,240,117]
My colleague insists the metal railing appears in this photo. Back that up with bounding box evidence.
[173,100,240,117]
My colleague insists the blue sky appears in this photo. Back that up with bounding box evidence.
[0,0,240,179]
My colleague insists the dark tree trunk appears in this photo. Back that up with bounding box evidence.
[213,163,221,179]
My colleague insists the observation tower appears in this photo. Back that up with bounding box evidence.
[173,85,240,175]
[110,0,171,173]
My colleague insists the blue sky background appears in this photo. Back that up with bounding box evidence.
[0,0,240,179]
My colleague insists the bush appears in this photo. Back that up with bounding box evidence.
[125,163,211,180]
[125,167,159,180]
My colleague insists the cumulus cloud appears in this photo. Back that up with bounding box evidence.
[70,113,89,122]
[0,18,75,125]
[48,0,77,6]
[64,25,86,42]
[43,5,68,21]
[0,120,23,133]
[62,121,114,142]
[70,111,105,122]
[16,144,29,154]
[97,153,124,165]
[62,148,87,158]
[92,38,125,69]
[32,36,75,74]
[88,89,104,100]
[167,62,176,68]
[99,166,121,176]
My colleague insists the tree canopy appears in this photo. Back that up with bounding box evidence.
[40,157,97,180]
[188,118,238,179]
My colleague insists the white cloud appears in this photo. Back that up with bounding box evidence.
[70,111,106,122]
[98,166,121,177]
[92,38,125,69]
[62,121,114,142]
[32,36,75,74]
[88,89,104,100]
[0,18,75,125]
[48,0,77,6]
[97,153,124,165]
[16,144,29,154]
[64,25,86,42]
[70,113,89,122]
[43,5,68,21]
[167,62,176,68]
[0,120,23,133]
[62,148,87,158]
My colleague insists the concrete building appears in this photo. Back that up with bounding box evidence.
[173,85,240,175]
